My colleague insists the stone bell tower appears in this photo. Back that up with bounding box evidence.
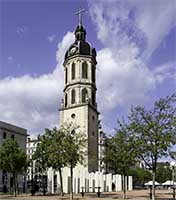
[59,10,99,172]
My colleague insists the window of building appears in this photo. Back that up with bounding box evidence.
[65,67,68,84]
[11,134,15,140]
[71,89,76,104]
[82,88,88,103]
[3,132,6,139]
[92,64,95,83]
[65,93,68,107]
[82,61,88,79]
[92,132,95,136]
[72,63,75,80]
[71,113,76,119]
[92,91,95,106]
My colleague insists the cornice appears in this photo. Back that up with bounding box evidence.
[59,103,99,115]
[63,54,97,66]
[63,82,97,92]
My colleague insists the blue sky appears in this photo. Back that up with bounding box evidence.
[0,0,175,136]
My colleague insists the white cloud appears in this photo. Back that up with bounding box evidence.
[0,32,74,135]
[7,56,13,63]
[88,0,175,132]
[153,61,176,84]
[47,34,56,43]
[1,0,175,137]
[16,26,28,37]
[96,48,156,113]
[130,0,176,59]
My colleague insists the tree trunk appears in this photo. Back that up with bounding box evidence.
[70,165,73,200]
[152,170,156,200]
[123,174,126,199]
[58,168,64,196]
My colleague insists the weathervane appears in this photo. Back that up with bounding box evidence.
[75,8,86,25]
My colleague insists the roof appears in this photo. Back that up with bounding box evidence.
[64,23,97,63]
[0,121,27,136]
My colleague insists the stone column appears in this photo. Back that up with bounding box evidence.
[89,172,94,193]
[115,174,122,191]
[56,171,60,193]
[47,168,53,193]
[99,172,104,192]
[51,171,54,194]
[103,174,107,192]
[106,174,112,192]
[62,168,69,194]
[128,176,133,191]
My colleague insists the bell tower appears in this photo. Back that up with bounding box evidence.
[59,10,99,172]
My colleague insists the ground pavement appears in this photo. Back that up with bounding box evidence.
[0,190,174,200]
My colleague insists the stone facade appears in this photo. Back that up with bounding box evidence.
[0,121,27,193]
[60,43,99,172]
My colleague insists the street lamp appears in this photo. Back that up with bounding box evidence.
[170,161,176,200]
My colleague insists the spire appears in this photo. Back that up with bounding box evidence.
[74,8,86,41]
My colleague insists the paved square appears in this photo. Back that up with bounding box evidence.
[0,190,173,200]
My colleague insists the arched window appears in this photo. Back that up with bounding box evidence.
[82,61,88,79]
[92,91,95,106]
[82,88,88,103]
[72,63,75,80]
[91,64,95,83]
[65,93,67,107]
[71,89,76,104]
[65,67,68,84]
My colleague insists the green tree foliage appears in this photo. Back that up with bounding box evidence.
[32,123,86,198]
[62,123,86,200]
[32,135,49,195]
[104,123,137,199]
[129,162,172,187]
[129,167,152,187]
[45,127,69,196]
[156,162,172,184]
[129,93,176,200]
[0,139,27,196]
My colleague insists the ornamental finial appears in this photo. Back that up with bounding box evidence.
[75,8,86,25]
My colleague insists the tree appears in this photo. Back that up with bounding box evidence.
[129,93,176,200]
[129,167,152,187]
[156,162,172,183]
[0,139,27,196]
[32,123,86,198]
[32,135,50,195]
[62,123,86,200]
[104,122,137,199]
[46,127,68,196]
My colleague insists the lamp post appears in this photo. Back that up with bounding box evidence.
[170,161,176,200]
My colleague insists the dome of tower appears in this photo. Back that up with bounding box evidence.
[64,24,97,62]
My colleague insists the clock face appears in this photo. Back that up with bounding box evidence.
[70,47,77,54]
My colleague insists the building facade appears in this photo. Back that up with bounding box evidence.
[59,21,99,172]
[0,121,27,193]
[26,137,38,181]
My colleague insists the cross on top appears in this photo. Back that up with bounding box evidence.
[75,8,86,25]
